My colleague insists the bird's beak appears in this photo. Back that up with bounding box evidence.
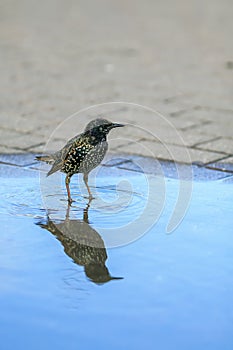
[111,123,125,128]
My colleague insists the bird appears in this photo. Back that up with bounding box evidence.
[36,118,124,203]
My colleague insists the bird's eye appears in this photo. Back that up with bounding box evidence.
[99,126,103,131]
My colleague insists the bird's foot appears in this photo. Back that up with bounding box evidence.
[84,195,95,201]
[68,198,74,205]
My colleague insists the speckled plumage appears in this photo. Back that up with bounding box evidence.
[36,118,124,203]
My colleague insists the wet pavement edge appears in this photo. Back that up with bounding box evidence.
[0,153,233,182]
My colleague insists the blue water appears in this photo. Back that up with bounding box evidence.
[0,165,233,350]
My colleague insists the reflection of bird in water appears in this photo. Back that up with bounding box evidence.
[36,118,124,203]
[37,202,123,284]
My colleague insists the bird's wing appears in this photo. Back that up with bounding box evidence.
[47,158,64,176]
[52,132,82,160]
[64,136,93,162]
[47,135,93,176]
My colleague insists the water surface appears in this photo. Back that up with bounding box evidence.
[0,164,233,350]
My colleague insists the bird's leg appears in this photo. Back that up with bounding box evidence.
[83,200,91,223]
[65,175,73,204]
[65,202,71,221]
[83,173,94,200]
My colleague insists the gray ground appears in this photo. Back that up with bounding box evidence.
[0,0,232,170]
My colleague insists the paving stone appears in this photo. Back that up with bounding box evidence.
[207,158,233,171]
[172,107,233,124]
[31,139,66,153]
[197,122,233,138]
[0,153,36,166]
[0,146,24,154]
[148,101,194,116]
[0,153,230,182]
[0,113,42,133]
[114,140,225,164]
[0,0,232,168]
[168,115,201,130]
[112,153,231,180]
[195,138,233,155]
[222,156,233,165]
[0,130,47,150]
[178,131,218,147]
[0,129,24,144]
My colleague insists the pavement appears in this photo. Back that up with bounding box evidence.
[0,0,233,172]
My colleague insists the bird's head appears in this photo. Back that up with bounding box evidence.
[85,263,123,284]
[85,118,124,140]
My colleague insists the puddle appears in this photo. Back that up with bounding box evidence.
[0,162,233,350]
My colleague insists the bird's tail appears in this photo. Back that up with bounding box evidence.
[35,155,54,164]
[35,154,62,176]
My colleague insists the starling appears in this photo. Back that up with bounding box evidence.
[36,118,124,203]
